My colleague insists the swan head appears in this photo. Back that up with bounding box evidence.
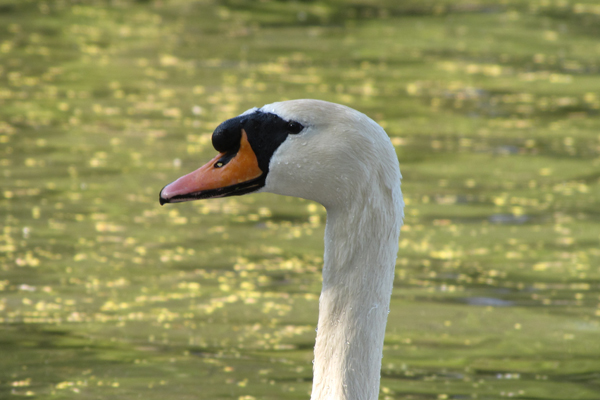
[160,99,400,208]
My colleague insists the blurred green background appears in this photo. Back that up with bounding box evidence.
[1,0,600,399]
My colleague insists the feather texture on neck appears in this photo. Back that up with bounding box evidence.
[312,171,402,400]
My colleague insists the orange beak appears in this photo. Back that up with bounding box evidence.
[160,129,263,204]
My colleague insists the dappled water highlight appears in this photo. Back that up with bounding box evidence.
[1,1,600,399]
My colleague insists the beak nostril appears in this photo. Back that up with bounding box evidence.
[215,151,236,168]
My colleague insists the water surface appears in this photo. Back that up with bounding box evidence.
[1,1,600,399]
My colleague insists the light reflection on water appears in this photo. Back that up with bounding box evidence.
[1,1,600,399]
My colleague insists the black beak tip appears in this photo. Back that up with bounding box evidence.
[159,187,169,206]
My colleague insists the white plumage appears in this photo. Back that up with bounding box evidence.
[260,100,403,400]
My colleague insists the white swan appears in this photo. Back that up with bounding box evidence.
[160,99,404,400]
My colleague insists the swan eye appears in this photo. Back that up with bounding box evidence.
[287,121,304,134]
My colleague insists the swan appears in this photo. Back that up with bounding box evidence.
[159,99,404,400]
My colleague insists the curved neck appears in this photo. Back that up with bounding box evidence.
[311,189,402,400]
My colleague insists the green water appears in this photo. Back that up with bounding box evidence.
[1,0,600,399]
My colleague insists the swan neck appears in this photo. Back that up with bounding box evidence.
[311,194,401,400]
